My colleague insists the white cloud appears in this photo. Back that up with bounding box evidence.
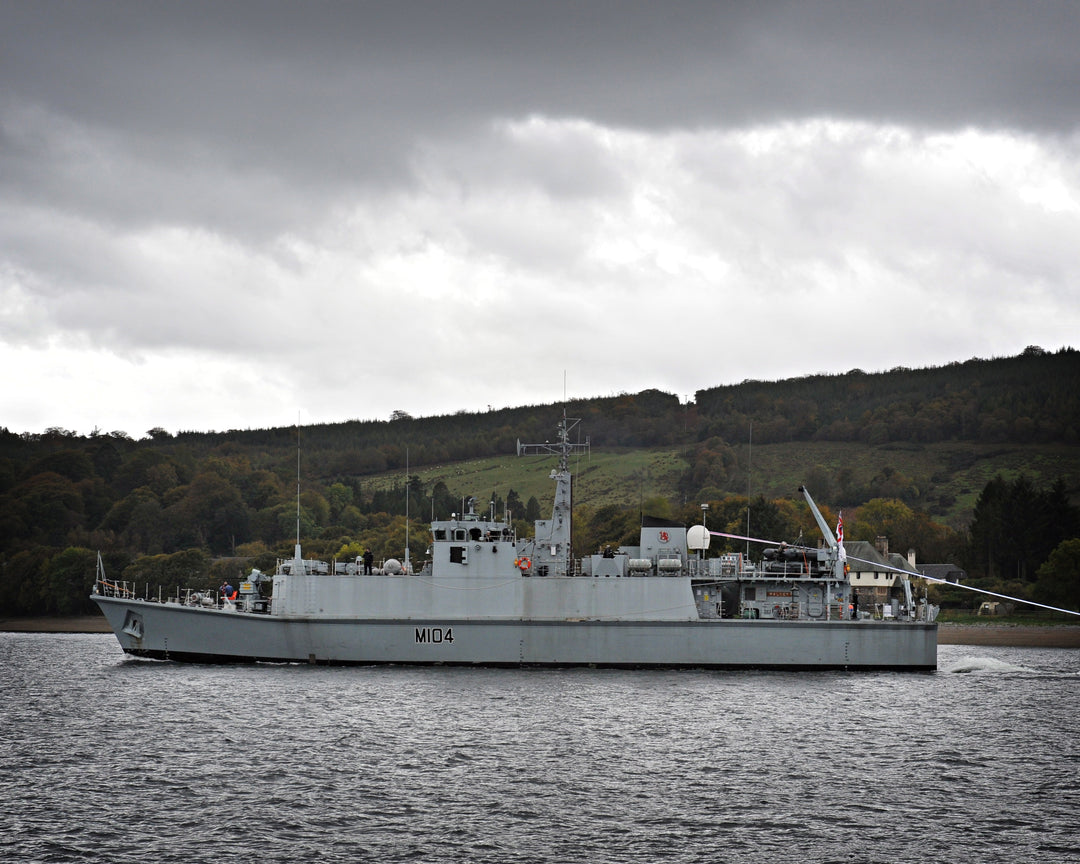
[3,94,1079,435]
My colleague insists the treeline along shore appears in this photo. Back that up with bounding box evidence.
[2,347,1079,620]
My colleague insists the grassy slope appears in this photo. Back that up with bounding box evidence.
[358,440,1080,527]
[365,447,690,512]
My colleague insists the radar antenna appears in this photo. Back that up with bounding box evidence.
[516,410,590,470]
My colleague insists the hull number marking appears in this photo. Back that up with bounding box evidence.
[415,627,454,644]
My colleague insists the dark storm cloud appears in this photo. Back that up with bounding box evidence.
[3,0,1074,249]
[5,2,1078,151]
[4,0,1077,240]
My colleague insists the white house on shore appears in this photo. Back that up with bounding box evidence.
[845,535,963,617]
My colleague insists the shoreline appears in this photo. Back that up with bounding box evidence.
[936,622,1080,648]
[3,616,1079,648]
[1,616,113,634]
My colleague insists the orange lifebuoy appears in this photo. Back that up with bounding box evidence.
[516,557,532,571]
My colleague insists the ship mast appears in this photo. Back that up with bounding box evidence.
[516,410,590,575]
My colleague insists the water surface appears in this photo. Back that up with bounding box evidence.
[2,634,1077,863]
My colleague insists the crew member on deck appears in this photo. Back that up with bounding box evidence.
[363,548,374,575]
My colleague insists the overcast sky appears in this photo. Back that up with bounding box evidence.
[3,1,1078,437]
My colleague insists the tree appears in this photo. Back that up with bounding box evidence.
[506,488,524,520]
[578,504,640,555]
[406,475,427,518]
[46,547,100,615]
[326,482,354,521]
[273,501,317,544]
[852,499,916,548]
[852,498,958,565]
[114,450,190,497]
[146,463,180,496]
[118,487,167,553]
[968,475,1079,582]
[1041,478,1080,558]
[1034,538,1080,611]
[8,472,85,547]
[25,450,95,483]
[165,472,250,554]
[0,548,50,615]
[642,495,672,519]
[677,437,737,498]
[430,481,457,521]
[239,469,286,510]
[123,549,212,596]
[728,496,800,560]
[865,466,920,504]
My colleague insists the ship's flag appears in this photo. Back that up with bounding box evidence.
[836,511,847,561]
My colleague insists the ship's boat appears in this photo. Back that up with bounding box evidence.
[92,415,938,669]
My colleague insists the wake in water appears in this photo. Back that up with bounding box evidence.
[943,655,1039,674]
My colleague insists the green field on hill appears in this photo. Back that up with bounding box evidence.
[361,440,1080,528]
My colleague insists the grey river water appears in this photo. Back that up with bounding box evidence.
[2,633,1078,863]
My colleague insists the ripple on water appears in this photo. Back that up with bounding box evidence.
[1,634,1078,863]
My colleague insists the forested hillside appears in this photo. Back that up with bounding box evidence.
[2,347,1078,617]
[694,345,1079,446]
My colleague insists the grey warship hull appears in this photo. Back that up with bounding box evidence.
[94,595,936,670]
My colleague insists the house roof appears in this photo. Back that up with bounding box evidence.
[888,552,914,575]
[920,563,966,583]
[843,541,893,572]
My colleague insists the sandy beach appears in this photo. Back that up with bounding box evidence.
[3,616,1079,648]
[936,622,1080,648]
[1,616,113,634]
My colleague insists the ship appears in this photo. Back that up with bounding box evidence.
[92,415,938,670]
